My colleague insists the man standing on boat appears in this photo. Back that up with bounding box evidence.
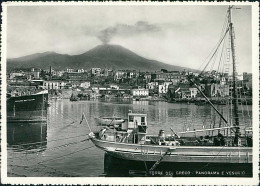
[99,126,109,140]
[158,129,166,145]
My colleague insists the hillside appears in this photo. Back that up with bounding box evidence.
[7,44,194,72]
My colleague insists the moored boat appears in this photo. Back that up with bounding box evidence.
[95,116,125,126]
[70,93,79,101]
[87,6,253,177]
[7,90,48,112]
[89,111,252,176]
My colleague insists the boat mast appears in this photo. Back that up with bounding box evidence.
[228,6,240,144]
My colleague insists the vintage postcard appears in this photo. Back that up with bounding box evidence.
[1,1,259,185]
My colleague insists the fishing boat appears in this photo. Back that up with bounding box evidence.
[89,111,252,176]
[88,6,253,177]
[70,93,79,101]
[78,93,90,100]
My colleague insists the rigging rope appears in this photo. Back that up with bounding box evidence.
[9,145,96,168]
[8,133,88,148]
[198,11,229,72]
[217,36,227,73]
[8,138,89,154]
[238,88,246,128]
[200,27,230,75]
[37,145,95,165]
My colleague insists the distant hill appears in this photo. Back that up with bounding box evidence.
[7,44,196,72]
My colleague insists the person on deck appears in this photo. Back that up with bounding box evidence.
[99,127,109,140]
[158,129,166,145]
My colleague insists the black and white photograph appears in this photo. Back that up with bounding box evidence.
[1,2,259,185]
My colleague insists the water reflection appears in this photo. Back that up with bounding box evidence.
[7,122,47,150]
[7,110,47,122]
[7,109,48,150]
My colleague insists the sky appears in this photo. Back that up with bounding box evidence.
[7,5,252,73]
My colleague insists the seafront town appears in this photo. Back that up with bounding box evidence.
[7,67,252,104]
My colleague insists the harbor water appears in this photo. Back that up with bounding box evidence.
[7,98,252,177]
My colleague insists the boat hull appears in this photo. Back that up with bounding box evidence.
[7,93,48,112]
[91,138,252,164]
[91,137,252,176]
[104,152,252,177]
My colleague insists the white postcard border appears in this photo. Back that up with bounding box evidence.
[1,1,259,185]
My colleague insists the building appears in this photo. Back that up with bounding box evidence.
[151,72,166,82]
[43,81,66,89]
[179,88,192,99]
[91,68,101,77]
[243,72,252,82]
[9,72,25,80]
[132,88,149,97]
[220,76,227,85]
[110,84,119,90]
[168,84,199,99]
[31,68,41,79]
[146,82,158,90]
[66,68,74,73]
[102,69,114,77]
[158,82,172,94]
[9,71,31,82]
[80,82,91,89]
[243,72,252,90]
[64,72,88,81]
[189,87,198,98]
[77,69,85,73]
[127,70,138,79]
[204,84,229,98]
[55,70,65,77]
[144,73,151,83]
[114,71,127,81]
[102,69,109,77]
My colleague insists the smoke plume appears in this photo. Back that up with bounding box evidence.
[97,21,160,44]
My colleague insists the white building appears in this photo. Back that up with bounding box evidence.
[189,87,198,98]
[132,89,149,97]
[158,82,172,94]
[114,71,126,80]
[80,82,91,89]
[66,68,74,73]
[220,77,227,85]
[77,69,85,73]
[9,72,24,79]
[146,82,158,90]
[91,68,101,76]
[32,71,40,79]
[44,81,66,89]
[110,84,119,90]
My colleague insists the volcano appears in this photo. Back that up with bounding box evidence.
[7,45,193,71]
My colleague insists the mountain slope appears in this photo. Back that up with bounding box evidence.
[7,44,194,72]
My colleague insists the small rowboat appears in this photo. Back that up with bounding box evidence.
[95,117,125,126]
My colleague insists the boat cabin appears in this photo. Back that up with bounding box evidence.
[122,113,147,131]
[122,113,147,144]
[97,112,148,144]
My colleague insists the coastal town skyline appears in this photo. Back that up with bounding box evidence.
[7,5,252,73]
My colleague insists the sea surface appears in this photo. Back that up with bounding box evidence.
[7,98,252,177]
